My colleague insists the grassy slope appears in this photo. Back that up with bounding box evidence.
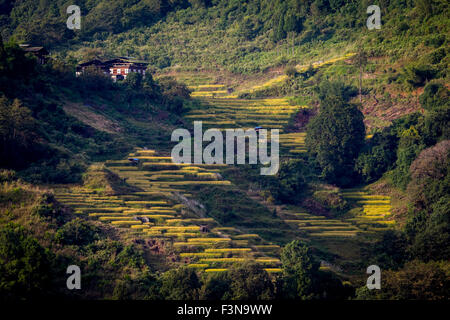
[72,2,447,130]
[1,1,448,292]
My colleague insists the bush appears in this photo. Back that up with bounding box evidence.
[312,189,348,215]
[285,66,298,78]
[228,262,275,300]
[390,126,424,190]
[355,127,398,183]
[271,159,307,204]
[0,223,51,300]
[356,260,450,300]
[199,272,232,300]
[55,218,101,246]
[403,63,437,87]
[419,81,449,111]
[0,169,16,183]
[32,193,64,223]
[160,267,201,300]
[363,230,409,270]
[124,72,143,90]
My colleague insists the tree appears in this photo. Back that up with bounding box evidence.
[363,230,409,270]
[160,267,201,300]
[55,218,101,246]
[355,127,398,183]
[408,198,450,262]
[419,81,449,111]
[405,140,450,261]
[356,260,450,300]
[408,140,450,208]
[404,63,437,87]
[352,45,368,102]
[0,96,38,168]
[421,107,450,146]
[280,240,320,299]
[271,159,307,203]
[0,223,51,300]
[238,16,260,40]
[79,65,113,91]
[199,272,231,300]
[391,126,424,189]
[306,81,365,186]
[228,262,275,300]
[124,72,143,90]
[80,47,104,62]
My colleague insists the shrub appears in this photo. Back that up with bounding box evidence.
[55,218,101,246]
[271,159,307,204]
[390,126,424,190]
[403,63,437,87]
[32,192,64,223]
[0,223,51,299]
[419,81,449,111]
[355,127,398,183]
[228,262,275,300]
[356,260,450,300]
[285,66,298,78]
[160,267,201,300]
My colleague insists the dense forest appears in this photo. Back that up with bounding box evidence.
[0,0,448,302]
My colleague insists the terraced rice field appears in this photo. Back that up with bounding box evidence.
[177,54,356,157]
[241,53,355,95]
[341,188,395,231]
[53,148,282,273]
[186,97,304,132]
[54,56,387,275]
[279,132,307,155]
[279,208,361,239]
[186,85,308,157]
[275,188,395,239]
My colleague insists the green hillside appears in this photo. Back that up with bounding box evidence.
[0,0,449,302]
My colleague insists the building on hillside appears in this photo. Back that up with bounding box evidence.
[75,57,148,81]
[106,59,148,81]
[19,44,49,64]
[75,59,110,77]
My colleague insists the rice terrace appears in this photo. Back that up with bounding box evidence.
[0,0,448,309]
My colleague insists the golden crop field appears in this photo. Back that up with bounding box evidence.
[341,188,395,229]
[55,59,369,275]
[55,146,286,273]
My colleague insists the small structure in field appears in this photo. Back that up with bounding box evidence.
[128,158,140,165]
[19,44,49,64]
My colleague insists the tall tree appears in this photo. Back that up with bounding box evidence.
[352,44,367,103]
[281,240,320,299]
[228,262,275,300]
[306,81,365,186]
[159,267,201,300]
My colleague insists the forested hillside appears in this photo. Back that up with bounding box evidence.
[0,0,449,303]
